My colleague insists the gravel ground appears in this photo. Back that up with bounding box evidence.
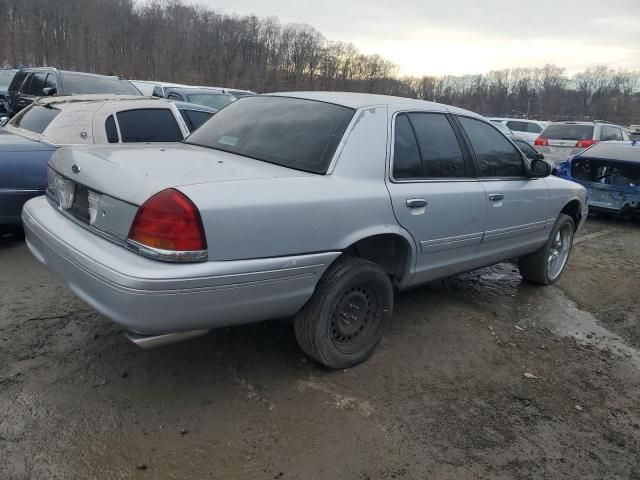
[1,216,639,479]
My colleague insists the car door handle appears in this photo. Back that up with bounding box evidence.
[406,198,428,208]
[488,193,504,202]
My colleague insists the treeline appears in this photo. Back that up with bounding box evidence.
[1,0,639,124]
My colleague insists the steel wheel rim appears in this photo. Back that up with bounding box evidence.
[331,283,382,355]
[547,224,573,281]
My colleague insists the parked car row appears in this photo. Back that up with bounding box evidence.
[0,95,215,226]
[20,92,587,369]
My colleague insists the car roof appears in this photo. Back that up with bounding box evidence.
[21,68,122,79]
[34,94,155,107]
[489,117,541,123]
[578,141,640,163]
[166,87,231,95]
[266,91,483,117]
[131,80,187,88]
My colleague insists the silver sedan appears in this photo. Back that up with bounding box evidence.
[23,92,587,368]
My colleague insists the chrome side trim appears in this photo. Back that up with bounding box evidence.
[0,188,43,194]
[125,239,208,263]
[420,232,484,254]
[483,220,547,243]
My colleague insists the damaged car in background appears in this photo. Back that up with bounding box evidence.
[23,92,587,369]
[556,141,640,216]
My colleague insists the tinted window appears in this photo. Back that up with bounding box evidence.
[167,92,182,101]
[526,122,543,133]
[9,71,28,92]
[24,72,47,96]
[180,109,214,132]
[514,139,538,159]
[601,125,623,141]
[60,73,140,95]
[506,120,528,132]
[186,93,234,110]
[392,114,422,179]
[542,124,594,141]
[10,105,60,134]
[409,113,467,177]
[116,109,183,142]
[186,96,354,174]
[105,115,119,143]
[43,73,56,91]
[459,116,526,177]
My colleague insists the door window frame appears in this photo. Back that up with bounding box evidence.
[451,114,532,181]
[388,110,479,184]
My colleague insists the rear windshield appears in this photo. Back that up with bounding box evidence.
[60,73,140,95]
[186,93,234,110]
[0,70,15,88]
[542,124,594,141]
[9,105,60,134]
[186,96,355,174]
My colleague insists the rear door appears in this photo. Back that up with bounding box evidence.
[456,116,550,261]
[386,111,487,284]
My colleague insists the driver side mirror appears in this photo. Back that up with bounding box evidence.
[42,87,57,96]
[0,116,8,127]
[530,158,553,178]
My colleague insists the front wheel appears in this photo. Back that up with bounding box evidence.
[294,257,394,369]
[519,213,575,285]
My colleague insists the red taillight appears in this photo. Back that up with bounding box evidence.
[128,189,207,252]
[534,136,548,146]
[576,139,598,149]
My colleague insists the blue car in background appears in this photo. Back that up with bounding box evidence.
[0,69,17,115]
[0,95,216,228]
[556,141,640,216]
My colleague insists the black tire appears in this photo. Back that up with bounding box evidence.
[294,256,394,369]
[519,213,575,285]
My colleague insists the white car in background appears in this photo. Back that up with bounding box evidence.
[130,80,188,97]
[490,118,548,143]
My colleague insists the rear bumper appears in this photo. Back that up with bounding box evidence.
[23,196,340,335]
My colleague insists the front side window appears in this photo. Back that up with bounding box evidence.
[409,113,468,178]
[186,96,354,174]
[24,72,47,96]
[9,105,61,134]
[514,139,538,160]
[458,116,526,177]
[9,71,28,92]
[392,114,422,179]
[115,109,183,142]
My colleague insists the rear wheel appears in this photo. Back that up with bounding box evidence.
[519,213,575,285]
[294,257,394,369]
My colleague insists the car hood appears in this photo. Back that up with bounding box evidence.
[48,143,313,205]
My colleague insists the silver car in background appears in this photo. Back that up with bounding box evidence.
[23,92,587,369]
[490,118,548,143]
[535,120,631,164]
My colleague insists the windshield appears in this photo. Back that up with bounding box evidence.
[0,70,15,89]
[186,93,235,110]
[186,96,355,174]
[542,124,594,141]
[60,73,140,95]
[9,105,60,134]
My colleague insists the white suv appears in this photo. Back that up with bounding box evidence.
[534,121,630,164]
[490,118,547,142]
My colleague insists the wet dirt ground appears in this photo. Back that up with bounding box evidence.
[1,215,639,479]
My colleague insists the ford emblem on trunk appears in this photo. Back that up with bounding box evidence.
[72,164,80,174]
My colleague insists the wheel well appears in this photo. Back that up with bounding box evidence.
[561,200,582,231]
[342,234,412,287]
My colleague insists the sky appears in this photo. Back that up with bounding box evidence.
[187,0,640,76]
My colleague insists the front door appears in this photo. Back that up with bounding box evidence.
[455,116,549,262]
[386,112,487,285]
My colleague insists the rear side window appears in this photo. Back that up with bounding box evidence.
[526,122,543,133]
[458,116,526,177]
[186,96,354,174]
[542,124,594,141]
[60,73,140,95]
[9,71,28,92]
[115,109,183,142]
[10,105,60,134]
[506,120,527,132]
[392,114,422,179]
[105,115,119,143]
[180,109,214,132]
[601,125,623,141]
[409,113,467,178]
